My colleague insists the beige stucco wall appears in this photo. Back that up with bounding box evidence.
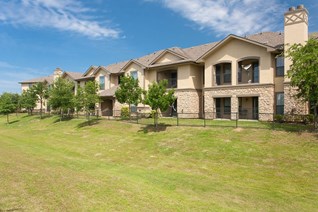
[21,83,31,92]
[123,63,145,89]
[94,69,110,91]
[284,9,308,82]
[154,52,183,64]
[274,77,284,92]
[110,75,119,87]
[204,39,274,88]
[178,64,202,89]
[145,69,157,90]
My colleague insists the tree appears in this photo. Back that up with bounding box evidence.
[31,82,49,119]
[286,38,318,128]
[48,78,74,120]
[73,87,84,118]
[143,80,176,128]
[20,89,37,115]
[115,75,142,119]
[83,81,100,121]
[0,93,18,123]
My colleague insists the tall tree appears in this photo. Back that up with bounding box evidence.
[115,75,142,119]
[20,89,37,115]
[31,82,49,119]
[48,78,74,120]
[0,93,18,123]
[143,80,176,128]
[286,38,318,128]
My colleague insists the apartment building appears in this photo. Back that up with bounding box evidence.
[20,5,316,120]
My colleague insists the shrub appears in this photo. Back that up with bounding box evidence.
[274,114,284,123]
[120,107,130,119]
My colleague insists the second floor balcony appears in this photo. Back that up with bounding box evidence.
[157,70,177,88]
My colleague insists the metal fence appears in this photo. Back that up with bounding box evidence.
[101,110,316,131]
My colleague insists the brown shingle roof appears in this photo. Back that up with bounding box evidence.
[99,85,119,97]
[246,32,284,49]
[20,75,54,84]
[64,72,83,80]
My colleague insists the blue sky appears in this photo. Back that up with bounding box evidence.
[0,0,317,94]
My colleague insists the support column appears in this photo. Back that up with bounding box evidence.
[231,95,238,120]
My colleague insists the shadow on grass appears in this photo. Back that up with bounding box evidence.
[8,120,20,124]
[139,124,170,133]
[77,119,100,128]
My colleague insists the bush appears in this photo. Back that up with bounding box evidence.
[274,114,284,123]
[121,107,129,119]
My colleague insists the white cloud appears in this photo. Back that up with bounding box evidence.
[0,0,119,39]
[149,0,285,36]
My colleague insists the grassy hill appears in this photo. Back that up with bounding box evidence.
[0,114,317,211]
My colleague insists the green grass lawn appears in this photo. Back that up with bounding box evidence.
[0,114,318,211]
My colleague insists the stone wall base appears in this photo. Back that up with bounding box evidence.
[284,84,309,115]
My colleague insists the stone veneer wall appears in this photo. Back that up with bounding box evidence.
[204,84,274,121]
[284,83,309,114]
[175,89,202,118]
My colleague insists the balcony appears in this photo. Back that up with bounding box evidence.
[157,70,177,88]
[238,59,259,84]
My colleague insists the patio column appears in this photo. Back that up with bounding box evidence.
[231,61,237,86]
[231,95,238,120]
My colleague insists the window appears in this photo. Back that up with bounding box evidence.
[223,64,231,83]
[131,71,138,80]
[224,98,231,114]
[215,63,231,85]
[238,66,242,83]
[215,65,221,85]
[252,62,259,83]
[276,93,284,115]
[99,76,105,90]
[276,56,284,77]
[118,75,123,85]
[130,104,137,113]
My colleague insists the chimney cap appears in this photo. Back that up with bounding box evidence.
[289,6,295,11]
[297,5,304,9]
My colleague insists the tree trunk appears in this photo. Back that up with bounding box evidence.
[40,98,43,119]
[154,109,159,129]
[314,104,317,129]
[6,114,9,124]
[60,109,63,122]
[129,104,131,120]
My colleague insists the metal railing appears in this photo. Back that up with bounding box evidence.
[100,110,315,131]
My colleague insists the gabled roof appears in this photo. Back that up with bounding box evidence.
[92,66,110,75]
[148,48,190,65]
[198,34,278,61]
[62,72,83,80]
[120,59,146,72]
[83,65,98,77]
[101,61,130,74]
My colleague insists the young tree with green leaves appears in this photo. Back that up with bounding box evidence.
[115,75,142,119]
[48,78,74,120]
[31,82,49,119]
[83,81,100,121]
[0,93,18,123]
[286,38,318,128]
[143,80,176,128]
[73,86,84,118]
[20,89,37,115]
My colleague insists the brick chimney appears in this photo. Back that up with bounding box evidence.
[284,5,308,78]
